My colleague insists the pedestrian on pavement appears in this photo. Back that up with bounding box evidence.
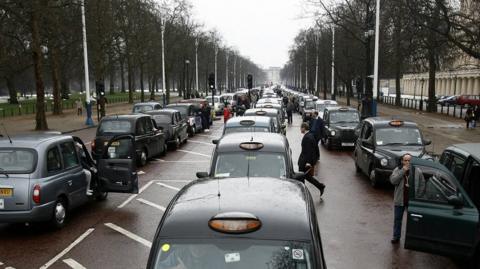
[286,100,294,125]
[389,153,412,244]
[200,104,209,132]
[224,105,231,124]
[465,107,475,129]
[474,105,480,128]
[76,98,83,116]
[298,122,326,196]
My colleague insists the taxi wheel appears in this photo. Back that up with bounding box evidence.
[175,137,181,149]
[50,198,67,229]
[139,149,148,166]
[369,169,379,188]
[354,161,361,173]
[161,144,167,156]
[96,191,108,201]
[326,138,332,150]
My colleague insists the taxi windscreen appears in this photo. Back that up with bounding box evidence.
[375,127,423,146]
[97,120,132,135]
[329,111,359,124]
[154,240,313,269]
[224,127,270,134]
[133,104,154,113]
[0,148,36,173]
[305,100,315,109]
[214,152,286,178]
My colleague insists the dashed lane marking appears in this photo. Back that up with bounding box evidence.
[195,134,219,138]
[6,267,16,269]
[158,179,193,183]
[104,223,152,248]
[40,228,95,269]
[0,262,3,265]
[63,258,87,269]
[138,170,146,175]
[154,159,209,163]
[156,182,181,191]
[186,140,215,146]
[117,180,155,209]
[176,150,211,157]
[137,198,166,211]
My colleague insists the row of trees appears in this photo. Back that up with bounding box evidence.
[281,0,480,112]
[0,0,265,130]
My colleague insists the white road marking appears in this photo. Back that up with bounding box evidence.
[104,223,152,248]
[154,160,208,163]
[5,267,15,269]
[137,198,166,211]
[0,262,3,265]
[63,258,86,269]
[157,179,192,183]
[195,134,218,138]
[84,142,92,146]
[40,228,95,269]
[117,180,155,209]
[187,140,215,146]
[176,149,211,157]
[138,170,146,175]
[156,182,181,191]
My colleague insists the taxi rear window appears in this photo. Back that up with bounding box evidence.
[97,120,132,135]
[224,127,270,134]
[154,240,314,269]
[214,152,286,178]
[0,148,37,173]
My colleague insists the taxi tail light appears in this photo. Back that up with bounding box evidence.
[91,140,96,152]
[389,120,404,127]
[32,184,41,204]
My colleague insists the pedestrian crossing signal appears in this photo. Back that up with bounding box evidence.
[208,73,215,90]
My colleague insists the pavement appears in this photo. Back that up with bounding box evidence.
[334,96,480,155]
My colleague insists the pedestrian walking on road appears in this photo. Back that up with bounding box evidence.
[224,105,231,124]
[76,98,83,116]
[298,122,326,196]
[286,100,294,125]
[309,111,325,143]
[474,106,480,128]
[465,107,475,129]
[389,153,412,244]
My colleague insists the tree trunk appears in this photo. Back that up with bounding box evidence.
[166,74,170,105]
[109,61,115,94]
[31,4,48,130]
[6,76,18,104]
[127,56,133,103]
[140,64,145,102]
[322,68,328,99]
[346,82,351,106]
[120,58,126,93]
[150,76,155,100]
[50,47,62,115]
[60,75,69,99]
[427,47,437,112]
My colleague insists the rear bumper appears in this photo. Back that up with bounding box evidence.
[0,201,55,223]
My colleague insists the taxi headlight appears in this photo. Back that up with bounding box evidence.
[380,158,388,167]
[330,130,336,136]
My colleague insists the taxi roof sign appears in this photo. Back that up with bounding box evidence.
[239,142,264,150]
[208,212,261,234]
[389,120,404,127]
[239,120,255,126]
[255,110,267,116]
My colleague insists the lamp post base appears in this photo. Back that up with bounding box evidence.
[85,102,94,126]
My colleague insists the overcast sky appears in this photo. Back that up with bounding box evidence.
[191,0,314,69]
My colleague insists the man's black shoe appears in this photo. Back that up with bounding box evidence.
[320,184,325,196]
[391,238,400,244]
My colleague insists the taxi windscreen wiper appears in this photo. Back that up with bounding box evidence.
[0,168,9,178]
[382,142,405,146]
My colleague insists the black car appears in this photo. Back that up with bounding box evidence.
[439,143,480,210]
[321,107,361,149]
[92,114,167,166]
[144,109,188,149]
[146,177,327,269]
[353,118,432,187]
[166,103,203,136]
[197,132,296,179]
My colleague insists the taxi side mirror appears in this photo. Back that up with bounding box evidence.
[293,172,306,180]
[196,172,209,179]
[423,139,432,146]
[212,139,219,144]
[447,195,464,209]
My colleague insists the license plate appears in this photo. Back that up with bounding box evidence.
[104,141,120,146]
[0,199,4,209]
[342,143,355,147]
[0,188,13,197]
[108,147,116,153]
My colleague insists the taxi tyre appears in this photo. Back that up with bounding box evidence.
[161,143,168,156]
[369,167,380,188]
[354,157,361,173]
[175,136,182,149]
[139,148,148,166]
[49,197,67,229]
[95,191,108,201]
[325,138,333,150]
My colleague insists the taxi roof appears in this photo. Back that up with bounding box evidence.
[0,133,72,148]
[364,117,418,128]
[324,107,358,112]
[102,114,148,121]
[158,177,313,241]
[225,116,272,128]
[447,143,480,162]
[144,108,178,115]
[216,132,287,153]
[244,108,279,117]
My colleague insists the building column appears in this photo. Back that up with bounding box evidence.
[460,77,466,95]
[473,77,480,95]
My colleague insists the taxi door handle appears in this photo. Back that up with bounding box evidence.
[67,180,73,186]
[410,214,423,218]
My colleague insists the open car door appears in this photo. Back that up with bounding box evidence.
[97,134,139,194]
[405,158,478,259]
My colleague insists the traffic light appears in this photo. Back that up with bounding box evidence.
[96,81,105,97]
[208,73,215,90]
[247,74,253,89]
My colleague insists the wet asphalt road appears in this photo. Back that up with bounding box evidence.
[0,114,461,269]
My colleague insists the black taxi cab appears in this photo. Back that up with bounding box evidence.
[403,158,479,266]
[321,107,361,149]
[146,177,327,269]
[197,132,295,179]
[244,108,286,135]
[222,116,275,135]
[353,118,432,187]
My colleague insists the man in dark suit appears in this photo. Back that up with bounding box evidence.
[298,122,325,195]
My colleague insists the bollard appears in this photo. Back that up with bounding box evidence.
[447,104,450,116]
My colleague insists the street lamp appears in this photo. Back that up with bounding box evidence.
[161,17,167,105]
[233,54,236,91]
[185,59,190,98]
[331,26,335,100]
[305,35,308,93]
[225,52,229,94]
[80,0,93,126]
[314,30,320,97]
[214,46,218,95]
